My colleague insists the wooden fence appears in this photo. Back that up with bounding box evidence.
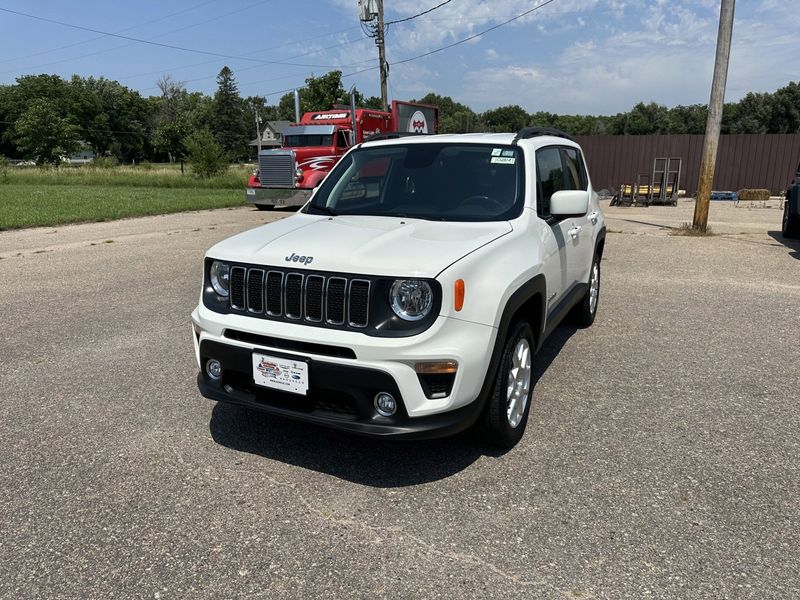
[573,134,800,195]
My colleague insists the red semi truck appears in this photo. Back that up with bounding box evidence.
[246,100,439,209]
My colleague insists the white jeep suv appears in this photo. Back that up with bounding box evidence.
[191,128,606,448]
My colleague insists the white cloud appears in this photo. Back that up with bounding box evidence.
[330,0,800,114]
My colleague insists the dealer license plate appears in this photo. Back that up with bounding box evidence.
[252,352,309,396]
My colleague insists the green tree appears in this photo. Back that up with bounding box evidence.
[622,102,671,134]
[415,93,486,133]
[667,104,707,134]
[68,76,149,161]
[212,66,249,160]
[276,71,368,121]
[153,121,190,161]
[767,82,800,133]
[12,98,80,164]
[361,95,384,110]
[186,128,228,178]
[482,105,529,132]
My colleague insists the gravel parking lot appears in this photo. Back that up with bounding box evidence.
[1,201,798,599]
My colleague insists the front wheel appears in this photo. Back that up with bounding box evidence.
[481,321,535,449]
[783,202,800,238]
[573,253,601,327]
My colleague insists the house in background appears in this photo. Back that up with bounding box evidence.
[249,120,291,159]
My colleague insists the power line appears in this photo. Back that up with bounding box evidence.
[0,0,277,76]
[136,36,376,92]
[385,0,453,26]
[391,0,558,66]
[0,0,219,65]
[0,6,355,70]
[116,25,368,82]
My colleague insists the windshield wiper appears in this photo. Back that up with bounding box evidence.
[308,204,338,216]
[392,213,443,221]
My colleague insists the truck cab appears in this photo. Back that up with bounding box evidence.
[246,102,437,210]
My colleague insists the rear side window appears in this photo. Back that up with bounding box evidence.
[535,146,588,219]
[561,147,588,190]
[535,148,564,219]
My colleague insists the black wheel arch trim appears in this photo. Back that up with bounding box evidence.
[470,274,547,421]
[595,226,607,257]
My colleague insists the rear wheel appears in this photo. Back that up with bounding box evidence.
[482,321,534,449]
[783,202,800,238]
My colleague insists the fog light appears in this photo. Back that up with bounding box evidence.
[206,359,222,380]
[374,392,397,417]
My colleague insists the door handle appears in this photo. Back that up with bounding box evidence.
[568,224,582,239]
[589,211,599,225]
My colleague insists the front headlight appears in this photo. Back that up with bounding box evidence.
[390,279,433,321]
[210,261,230,297]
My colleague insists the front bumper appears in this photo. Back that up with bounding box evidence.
[192,304,498,434]
[245,187,312,207]
[197,341,484,439]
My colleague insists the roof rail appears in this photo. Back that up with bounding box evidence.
[364,131,427,143]
[511,127,573,145]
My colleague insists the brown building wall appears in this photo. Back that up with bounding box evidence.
[573,134,800,195]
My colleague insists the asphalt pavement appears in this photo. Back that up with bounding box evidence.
[1,202,798,599]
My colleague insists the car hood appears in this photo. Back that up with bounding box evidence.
[206,213,512,278]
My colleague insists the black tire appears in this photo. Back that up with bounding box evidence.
[573,253,601,327]
[481,321,535,449]
[255,204,274,211]
[782,202,800,239]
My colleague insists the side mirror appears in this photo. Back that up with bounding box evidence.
[550,190,589,217]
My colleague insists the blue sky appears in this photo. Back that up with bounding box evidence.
[0,0,796,115]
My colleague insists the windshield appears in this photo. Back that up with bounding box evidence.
[284,134,333,147]
[305,143,525,221]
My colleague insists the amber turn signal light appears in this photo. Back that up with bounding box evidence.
[454,279,465,311]
[415,361,458,374]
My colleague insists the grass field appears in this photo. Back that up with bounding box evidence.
[3,163,252,189]
[0,185,254,230]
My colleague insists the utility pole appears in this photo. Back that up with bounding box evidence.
[693,0,735,232]
[375,0,388,111]
[359,0,388,111]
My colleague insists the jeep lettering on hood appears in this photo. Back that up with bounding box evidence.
[206,213,512,278]
[285,253,314,265]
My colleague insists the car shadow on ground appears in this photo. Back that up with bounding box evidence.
[767,231,800,260]
[209,324,577,487]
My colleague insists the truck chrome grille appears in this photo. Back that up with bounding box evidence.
[258,150,295,188]
[228,266,371,330]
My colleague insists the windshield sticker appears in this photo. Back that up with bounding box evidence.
[501,149,515,157]
[491,157,516,164]
[491,148,502,156]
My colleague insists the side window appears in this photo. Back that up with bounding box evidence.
[535,147,565,219]
[337,130,350,148]
[560,147,588,190]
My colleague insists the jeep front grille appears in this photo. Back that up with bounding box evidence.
[257,151,295,188]
[229,266,371,329]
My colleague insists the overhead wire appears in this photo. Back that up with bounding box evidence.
[0,0,219,65]
[0,6,361,70]
[390,0,558,66]
[385,0,453,26]
[0,0,278,76]
[1,0,558,120]
[116,24,368,82]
